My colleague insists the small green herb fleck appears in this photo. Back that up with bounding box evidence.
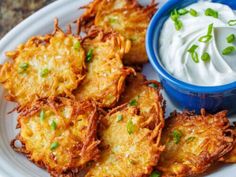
[50,120,57,131]
[127,119,135,134]
[117,114,123,122]
[201,52,211,62]
[40,68,49,77]
[150,170,161,177]
[227,34,235,43]
[149,83,158,89]
[86,49,93,62]
[186,136,196,143]
[129,99,138,106]
[40,110,45,122]
[74,41,81,50]
[222,46,236,55]
[174,19,183,31]
[19,63,29,70]
[189,8,198,17]
[50,142,59,150]
[228,20,236,26]
[172,130,182,144]
[109,17,117,24]
[205,8,218,18]
[178,8,188,15]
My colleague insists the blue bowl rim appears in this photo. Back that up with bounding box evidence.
[146,0,236,94]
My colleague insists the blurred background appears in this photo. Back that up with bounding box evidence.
[0,0,55,38]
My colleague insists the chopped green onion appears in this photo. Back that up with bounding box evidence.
[109,17,117,24]
[178,8,188,15]
[40,110,45,122]
[222,46,236,55]
[201,52,211,62]
[189,8,198,17]
[172,130,182,144]
[149,83,158,89]
[117,114,123,122]
[86,49,93,62]
[188,44,198,53]
[127,119,135,134]
[150,170,161,177]
[50,142,59,150]
[74,41,80,50]
[129,99,138,106]
[186,136,195,143]
[50,120,57,131]
[174,19,183,31]
[170,9,179,21]
[227,34,235,43]
[199,24,213,43]
[19,63,29,70]
[228,20,236,26]
[40,68,49,77]
[205,8,218,18]
[190,52,199,63]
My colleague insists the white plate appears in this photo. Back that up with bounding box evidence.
[0,0,235,176]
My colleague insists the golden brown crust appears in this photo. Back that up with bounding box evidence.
[157,109,235,177]
[74,27,134,108]
[0,19,86,106]
[78,0,157,65]
[11,97,100,177]
[85,74,165,177]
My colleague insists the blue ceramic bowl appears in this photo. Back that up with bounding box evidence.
[146,0,236,114]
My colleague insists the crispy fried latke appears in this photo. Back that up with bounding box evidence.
[85,74,165,177]
[78,0,157,65]
[0,19,86,106]
[11,97,100,177]
[157,109,235,177]
[74,27,134,108]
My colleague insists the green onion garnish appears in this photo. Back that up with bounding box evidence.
[50,120,57,131]
[129,99,138,106]
[222,46,236,55]
[188,44,198,53]
[149,83,158,89]
[199,24,213,43]
[174,19,183,31]
[50,142,59,150]
[186,136,195,143]
[150,170,161,177]
[228,20,236,26]
[127,119,135,134]
[40,68,49,78]
[201,52,211,62]
[19,63,29,70]
[170,9,179,21]
[74,41,80,50]
[117,114,123,122]
[109,17,117,24]
[40,110,45,122]
[86,49,93,62]
[178,8,188,15]
[205,8,219,18]
[227,34,235,43]
[188,45,199,63]
[189,8,198,17]
[172,130,182,144]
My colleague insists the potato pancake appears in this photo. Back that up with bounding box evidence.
[79,0,157,65]
[157,110,234,177]
[75,28,134,108]
[85,74,165,177]
[0,20,86,106]
[11,98,100,177]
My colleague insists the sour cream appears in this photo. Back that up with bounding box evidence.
[159,1,236,86]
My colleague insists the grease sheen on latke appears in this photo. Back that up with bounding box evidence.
[0,24,85,106]
[12,98,100,177]
[85,73,165,177]
[158,110,234,177]
[79,0,157,65]
[75,28,134,108]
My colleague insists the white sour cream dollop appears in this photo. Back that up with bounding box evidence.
[159,1,236,86]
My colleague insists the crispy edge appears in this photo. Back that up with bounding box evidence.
[11,97,100,176]
[157,109,235,177]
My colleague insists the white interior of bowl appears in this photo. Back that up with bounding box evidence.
[0,0,235,177]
